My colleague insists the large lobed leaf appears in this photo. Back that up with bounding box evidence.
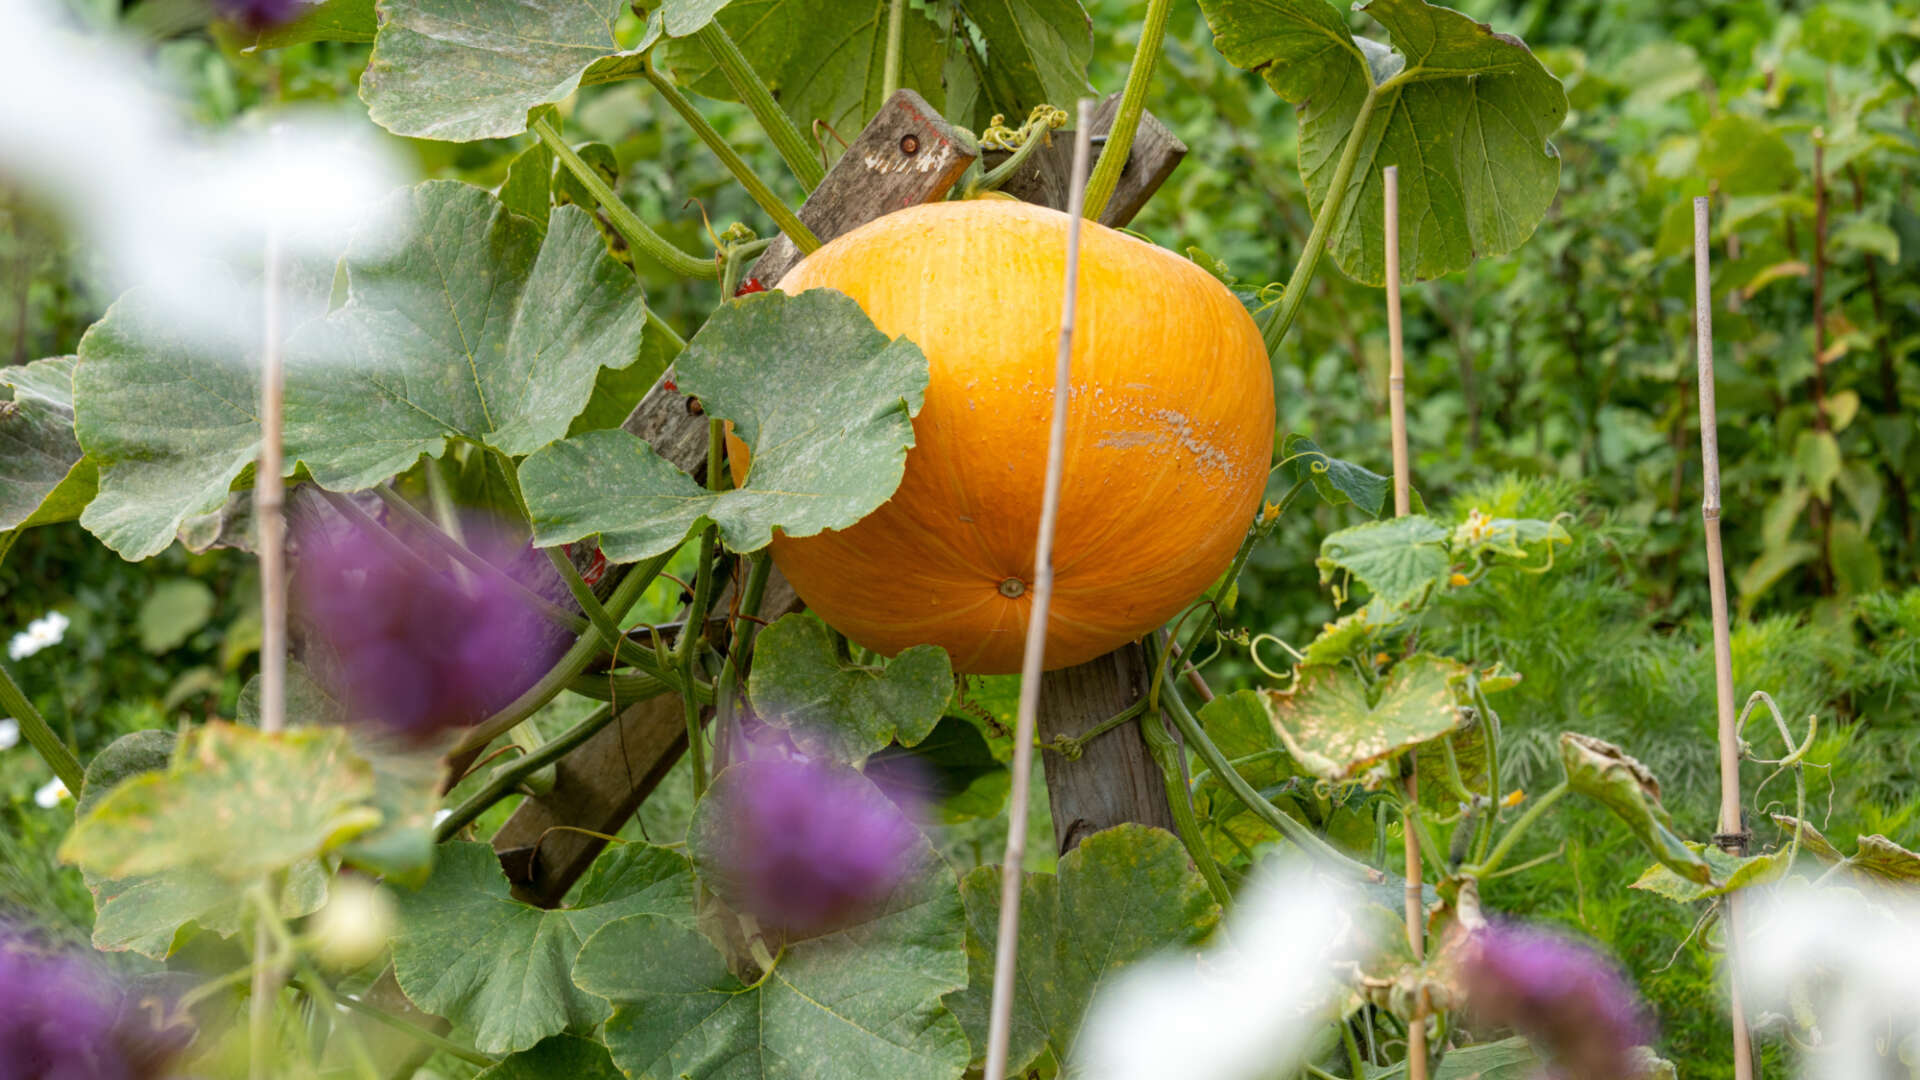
[1317,514,1451,612]
[519,288,927,562]
[1,356,96,532]
[1199,0,1566,285]
[749,612,954,764]
[390,841,697,1055]
[72,729,327,958]
[61,723,379,883]
[661,0,949,153]
[286,181,647,491]
[946,825,1222,1074]
[576,762,970,1080]
[1266,653,1468,781]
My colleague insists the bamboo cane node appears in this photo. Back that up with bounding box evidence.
[1702,505,1722,521]
[1711,828,1752,855]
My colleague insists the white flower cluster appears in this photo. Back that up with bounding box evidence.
[8,611,69,661]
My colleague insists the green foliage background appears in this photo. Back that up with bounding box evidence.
[2,0,1917,1075]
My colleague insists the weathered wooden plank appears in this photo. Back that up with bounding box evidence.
[1035,642,1175,854]
[748,88,976,287]
[979,92,1188,229]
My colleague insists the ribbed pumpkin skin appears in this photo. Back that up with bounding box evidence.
[739,200,1274,674]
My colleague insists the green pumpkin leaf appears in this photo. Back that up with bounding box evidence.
[578,762,969,1080]
[945,825,1222,1074]
[520,289,927,561]
[391,841,697,1055]
[866,714,1011,824]
[497,139,556,230]
[1631,843,1790,902]
[748,612,953,764]
[475,1035,624,1080]
[1561,733,1711,885]
[1281,433,1389,518]
[1845,833,1920,886]
[955,0,1095,125]
[661,1,949,158]
[1298,600,1403,668]
[1267,654,1468,782]
[72,729,328,958]
[234,667,442,886]
[1317,514,1450,612]
[1,356,96,531]
[62,723,378,882]
[285,182,647,491]
[71,258,336,560]
[1770,813,1846,863]
[1199,0,1566,285]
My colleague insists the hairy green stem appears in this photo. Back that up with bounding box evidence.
[1342,1020,1369,1079]
[543,547,626,654]
[0,660,83,794]
[646,308,688,353]
[1082,0,1174,221]
[1469,679,1503,865]
[1257,88,1382,358]
[1160,686,1375,878]
[694,23,827,191]
[292,963,381,1080]
[436,703,617,839]
[532,117,717,279]
[644,61,820,254]
[566,670,702,704]
[1045,698,1147,760]
[882,0,907,101]
[294,974,497,1068]
[681,527,719,798]
[713,552,773,771]
[452,548,672,755]
[1137,666,1233,906]
[1464,781,1568,879]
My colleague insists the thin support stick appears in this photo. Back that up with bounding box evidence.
[1384,164,1427,1080]
[982,98,1095,1080]
[250,188,288,1080]
[257,216,286,736]
[1693,196,1755,1080]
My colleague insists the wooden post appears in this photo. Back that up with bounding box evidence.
[487,89,1190,902]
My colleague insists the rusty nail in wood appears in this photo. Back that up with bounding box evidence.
[899,134,920,155]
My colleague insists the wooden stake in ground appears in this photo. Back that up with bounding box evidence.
[1383,164,1428,1080]
[982,97,1095,1080]
[1693,195,1756,1080]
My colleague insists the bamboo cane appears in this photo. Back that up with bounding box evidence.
[981,98,1096,1080]
[1384,165,1428,1080]
[1693,195,1756,1080]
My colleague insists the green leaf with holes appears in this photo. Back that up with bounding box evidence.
[576,762,970,1080]
[1317,514,1450,612]
[391,841,697,1055]
[519,289,926,561]
[946,825,1221,1074]
[362,0,729,141]
[1266,653,1467,781]
[749,612,954,764]
[1199,0,1566,285]
[72,730,328,958]
[283,182,647,491]
[1,356,96,532]
[61,724,379,883]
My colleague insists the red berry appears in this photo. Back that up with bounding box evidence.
[734,277,767,297]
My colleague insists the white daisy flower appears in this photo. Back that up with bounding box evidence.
[8,611,69,661]
[34,776,70,808]
[0,718,17,751]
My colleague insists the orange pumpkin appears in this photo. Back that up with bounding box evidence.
[729,200,1274,674]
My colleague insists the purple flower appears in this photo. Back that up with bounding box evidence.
[210,0,304,30]
[0,929,186,1079]
[1458,922,1652,1080]
[293,514,562,743]
[706,758,922,938]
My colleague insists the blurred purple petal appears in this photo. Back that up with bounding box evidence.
[293,513,563,742]
[210,0,304,30]
[1459,921,1652,1080]
[0,927,187,1079]
[704,757,922,938]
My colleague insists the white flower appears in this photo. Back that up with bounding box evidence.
[1074,860,1374,1080]
[0,718,17,751]
[7,610,69,660]
[34,776,70,808]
